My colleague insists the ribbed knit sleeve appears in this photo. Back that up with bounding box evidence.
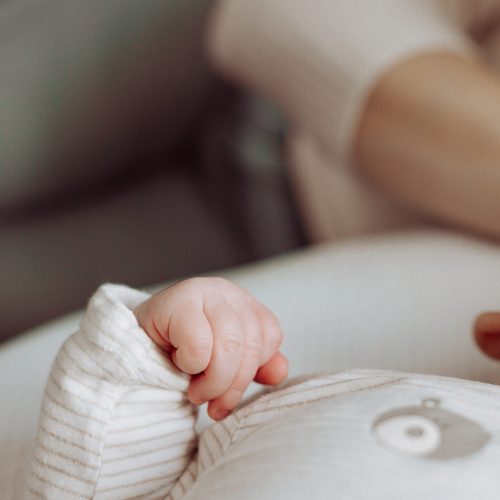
[26,284,196,500]
[207,0,476,162]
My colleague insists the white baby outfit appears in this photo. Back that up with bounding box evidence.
[26,284,500,499]
[26,285,195,499]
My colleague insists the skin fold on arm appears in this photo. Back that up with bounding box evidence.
[355,52,500,238]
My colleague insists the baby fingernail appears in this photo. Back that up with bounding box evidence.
[189,394,206,405]
[215,410,230,420]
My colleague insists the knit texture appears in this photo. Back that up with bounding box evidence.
[26,285,195,499]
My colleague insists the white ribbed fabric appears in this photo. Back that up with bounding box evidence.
[26,284,196,499]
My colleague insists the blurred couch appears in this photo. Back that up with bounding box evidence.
[0,0,304,342]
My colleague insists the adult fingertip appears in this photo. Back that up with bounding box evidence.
[474,312,500,333]
[474,312,500,360]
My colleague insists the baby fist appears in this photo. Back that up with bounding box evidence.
[134,277,288,420]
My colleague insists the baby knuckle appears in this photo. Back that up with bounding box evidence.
[210,276,230,286]
[219,331,243,354]
[198,276,228,290]
[269,313,282,331]
[181,277,206,291]
[266,321,283,345]
[206,381,230,397]
[223,388,244,406]
[181,350,210,373]
[186,335,212,353]
[273,327,284,346]
[244,338,263,359]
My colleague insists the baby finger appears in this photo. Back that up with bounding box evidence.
[188,300,244,404]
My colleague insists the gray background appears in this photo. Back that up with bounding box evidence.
[0,0,304,342]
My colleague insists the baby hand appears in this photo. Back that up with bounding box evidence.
[134,277,288,420]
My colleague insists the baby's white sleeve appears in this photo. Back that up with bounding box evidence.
[208,0,476,163]
[25,284,197,500]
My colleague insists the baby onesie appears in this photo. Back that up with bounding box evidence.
[26,284,500,499]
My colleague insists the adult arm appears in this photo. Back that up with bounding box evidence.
[207,1,500,236]
[355,52,500,237]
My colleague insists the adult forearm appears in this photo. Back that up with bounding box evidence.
[355,53,500,237]
[208,0,471,166]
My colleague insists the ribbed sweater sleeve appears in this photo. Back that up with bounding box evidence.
[207,0,476,162]
[25,284,196,500]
